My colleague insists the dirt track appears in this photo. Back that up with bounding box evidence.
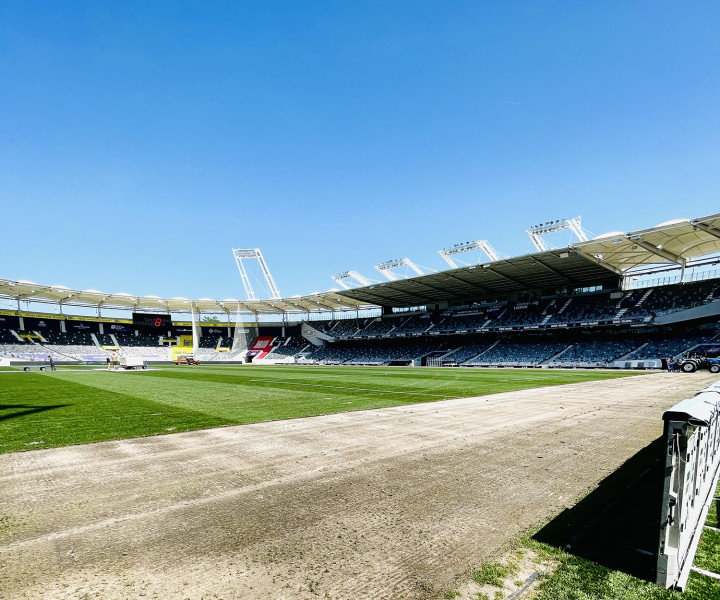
[1,372,716,600]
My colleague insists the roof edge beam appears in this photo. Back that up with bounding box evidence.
[693,221,720,241]
[627,236,683,264]
[574,249,624,275]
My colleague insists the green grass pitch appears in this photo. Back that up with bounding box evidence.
[0,364,641,454]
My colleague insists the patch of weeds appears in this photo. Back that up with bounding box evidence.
[537,570,552,581]
[472,562,518,587]
[0,515,15,539]
[516,534,720,600]
[493,592,504,600]
[474,594,490,600]
[522,536,564,561]
[444,590,460,599]
[512,548,526,561]
[532,550,682,600]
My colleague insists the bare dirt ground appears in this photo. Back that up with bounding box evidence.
[1,372,716,600]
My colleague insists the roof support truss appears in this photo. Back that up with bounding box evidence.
[573,249,624,275]
[527,255,572,282]
[481,266,527,288]
[627,236,684,264]
[692,221,720,241]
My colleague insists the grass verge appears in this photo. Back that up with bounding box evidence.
[442,480,720,599]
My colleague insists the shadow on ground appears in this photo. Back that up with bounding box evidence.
[533,436,666,582]
[0,404,70,422]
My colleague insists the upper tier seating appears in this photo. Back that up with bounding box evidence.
[115,332,162,347]
[545,293,617,324]
[327,318,366,339]
[354,318,399,337]
[623,281,719,318]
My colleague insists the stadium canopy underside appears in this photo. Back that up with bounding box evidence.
[2,213,719,314]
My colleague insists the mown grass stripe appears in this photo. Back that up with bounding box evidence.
[0,365,640,454]
[248,378,451,396]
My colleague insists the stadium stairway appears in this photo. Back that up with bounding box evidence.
[615,288,654,320]
[617,342,648,361]
[556,297,574,316]
[541,344,574,365]
[540,297,573,325]
[481,316,495,328]
[437,347,465,362]
[462,339,500,364]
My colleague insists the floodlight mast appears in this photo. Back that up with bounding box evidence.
[331,270,372,289]
[438,240,499,268]
[232,248,281,301]
[526,217,588,252]
[375,258,424,281]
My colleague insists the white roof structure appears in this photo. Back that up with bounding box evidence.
[2,212,719,314]
[573,213,720,273]
[0,281,370,315]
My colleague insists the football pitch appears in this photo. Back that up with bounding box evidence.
[0,364,641,454]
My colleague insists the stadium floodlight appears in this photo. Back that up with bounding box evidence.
[438,240,500,268]
[331,270,372,289]
[232,248,281,301]
[375,258,425,281]
[526,217,589,252]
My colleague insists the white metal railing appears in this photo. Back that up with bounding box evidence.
[630,269,720,290]
[657,380,720,590]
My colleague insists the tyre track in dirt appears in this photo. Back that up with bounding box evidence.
[0,373,715,599]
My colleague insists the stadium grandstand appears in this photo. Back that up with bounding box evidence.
[2,213,720,369]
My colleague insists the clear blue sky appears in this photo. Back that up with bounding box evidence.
[1,1,718,301]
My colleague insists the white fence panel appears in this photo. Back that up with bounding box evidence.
[657,381,720,589]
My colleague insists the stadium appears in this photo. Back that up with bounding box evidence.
[2,213,720,370]
[2,212,720,599]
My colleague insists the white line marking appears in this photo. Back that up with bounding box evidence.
[0,368,163,374]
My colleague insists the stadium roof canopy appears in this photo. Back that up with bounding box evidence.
[0,281,370,315]
[337,247,620,307]
[573,213,720,272]
[2,212,719,314]
[339,212,720,308]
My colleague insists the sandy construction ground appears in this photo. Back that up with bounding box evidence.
[1,372,716,600]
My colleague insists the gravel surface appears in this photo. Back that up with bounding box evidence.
[1,372,715,600]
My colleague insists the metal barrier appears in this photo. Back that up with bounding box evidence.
[657,380,720,589]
